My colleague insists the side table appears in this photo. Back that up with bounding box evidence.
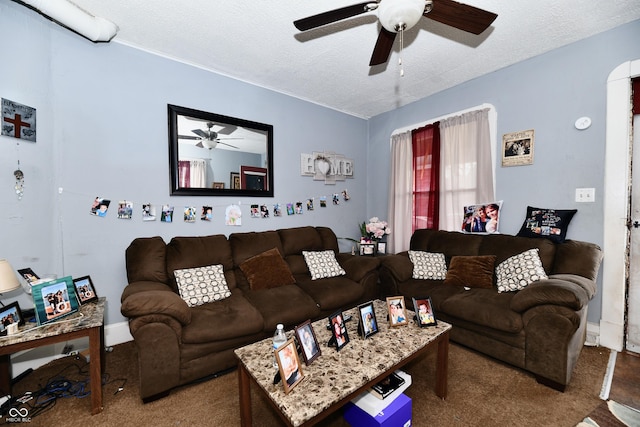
[0,297,106,415]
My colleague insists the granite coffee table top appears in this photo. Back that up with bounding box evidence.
[235,299,451,427]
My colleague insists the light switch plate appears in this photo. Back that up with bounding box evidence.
[575,188,595,203]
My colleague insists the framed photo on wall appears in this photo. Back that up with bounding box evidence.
[502,129,534,167]
[31,276,79,325]
[72,275,99,305]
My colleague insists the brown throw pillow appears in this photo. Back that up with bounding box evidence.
[444,255,496,289]
[239,248,295,290]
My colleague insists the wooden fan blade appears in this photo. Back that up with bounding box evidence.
[178,135,199,140]
[369,28,396,66]
[217,125,237,135]
[192,129,207,138]
[427,0,497,35]
[294,2,372,31]
[195,141,204,148]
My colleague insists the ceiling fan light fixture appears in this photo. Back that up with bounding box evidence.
[378,0,426,33]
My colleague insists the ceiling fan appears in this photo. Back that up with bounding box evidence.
[294,0,498,66]
[178,122,242,150]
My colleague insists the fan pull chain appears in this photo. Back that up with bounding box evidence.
[399,27,404,77]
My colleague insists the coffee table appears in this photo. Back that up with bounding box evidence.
[235,300,451,427]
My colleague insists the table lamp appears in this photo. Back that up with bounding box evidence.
[0,259,20,301]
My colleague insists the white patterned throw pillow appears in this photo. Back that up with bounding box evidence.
[174,264,231,307]
[302,250,346,280]
[408,251,447,280]
[495,249,548,293]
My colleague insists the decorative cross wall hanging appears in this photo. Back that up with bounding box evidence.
[2,98,36,142]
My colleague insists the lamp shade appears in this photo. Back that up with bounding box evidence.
[0,259,20,293]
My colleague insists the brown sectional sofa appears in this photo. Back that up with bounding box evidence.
[378,229,603,391]
[120,226,380,401]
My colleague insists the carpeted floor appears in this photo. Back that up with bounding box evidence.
[2,341,610,426]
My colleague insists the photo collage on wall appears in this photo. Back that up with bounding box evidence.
[88,189,351,227]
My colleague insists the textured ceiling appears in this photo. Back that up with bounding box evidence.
[65,0,640,118]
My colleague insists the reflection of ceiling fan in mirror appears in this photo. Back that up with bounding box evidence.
[179,121,242,150]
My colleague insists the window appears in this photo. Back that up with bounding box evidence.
[388,105,496,252]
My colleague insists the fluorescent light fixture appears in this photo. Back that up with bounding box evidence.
[18,0,118,42]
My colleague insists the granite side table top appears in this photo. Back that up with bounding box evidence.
[0,297,106,348]
[235,299,451,427]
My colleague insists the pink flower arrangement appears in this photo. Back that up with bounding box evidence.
[360,217,391,242]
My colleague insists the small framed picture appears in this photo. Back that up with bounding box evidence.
[412,296,437,327]
[328,311,350,351]
[357,301,379,339]
[72,275,99,305]
[31,276,79,325]
[386,296,408,327]
[0,302,24,336]
[17,268,40,285]
[212,182,225,189]
[275,338,304,394]
[377,242,386,255]
[295,320,321,365]
[360,243,376,256]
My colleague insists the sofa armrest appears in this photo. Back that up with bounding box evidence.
[121,280,174,303]
[336,254,381,282]
[121,287,191,326]
[510,275,594,313]
[379,253,413,283]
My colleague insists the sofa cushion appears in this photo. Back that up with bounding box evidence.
[229,230,284,266]
[243,285,321,331]
[408,251,447,280]
[495,249,548,293]
[444,255,496,289]
[126,236,169,284]
[181,292,264,343]
[302,250,346,280]
[239,248,295,290]
[295,275,364,311]
[279,226,325,256]
[166,235,235,292]
[174,264,231,307]
[440,289,523,333]
[516,206,577,243]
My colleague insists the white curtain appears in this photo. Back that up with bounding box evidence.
[438,109,493,231]
[189,159,206,188]
[387,131,413,253]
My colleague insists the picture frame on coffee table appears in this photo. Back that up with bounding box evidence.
[0,301,24,336]
[275,338,304,394]
[328,310,350,351]
[357,301,379,339]
[412,296,437,327]
[386,296,408,327]
[295,319,321,365]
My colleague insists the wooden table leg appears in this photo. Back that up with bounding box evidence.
[435,331,449,400]
[0,354,11,398]
[238,363,252,426]
[89,326,103,415]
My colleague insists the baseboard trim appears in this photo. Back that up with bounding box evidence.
[585,321,600,347]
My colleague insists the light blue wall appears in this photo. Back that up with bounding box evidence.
[2,0,639,329]
[0,1,367,326]
[368,19,640,324]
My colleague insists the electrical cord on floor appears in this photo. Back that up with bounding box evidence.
[1,355,128,422]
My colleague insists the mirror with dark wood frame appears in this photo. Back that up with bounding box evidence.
[168,104,274,197]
